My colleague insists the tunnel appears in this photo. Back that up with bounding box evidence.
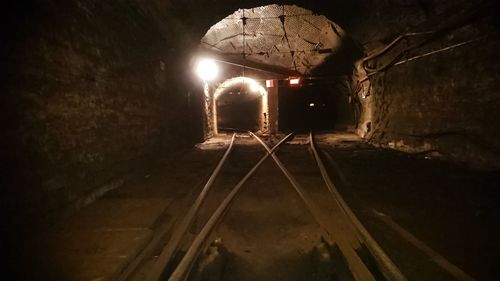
[213,77,268,133]
[278,80,353,132]
[216,85,262,132]
[1,1,499,280]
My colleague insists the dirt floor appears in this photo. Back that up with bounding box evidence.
[16,133,499,281]
[322,142,500,281]
[175,136,379,281]
[191,145,342,281]
[182,134,499,281]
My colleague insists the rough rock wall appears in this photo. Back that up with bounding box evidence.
[0,0,268,227]
[1,0,191,226]
[349,0,500,170]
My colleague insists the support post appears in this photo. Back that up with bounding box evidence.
[267,80,279,134]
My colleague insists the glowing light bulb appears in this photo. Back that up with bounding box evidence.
[195,58,218,81]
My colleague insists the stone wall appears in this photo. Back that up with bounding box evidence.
[1,0,266,226]
[1,0,193,226]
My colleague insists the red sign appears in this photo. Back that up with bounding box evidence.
[289,77,300,86]
[266,80,274,88]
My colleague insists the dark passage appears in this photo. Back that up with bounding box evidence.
[216,88,262,132]
[278,82,353,132]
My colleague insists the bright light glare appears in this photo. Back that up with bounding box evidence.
[214,77,267,99]
[248,80,260,92]
[309,102,315,107]
[196,58,218,81]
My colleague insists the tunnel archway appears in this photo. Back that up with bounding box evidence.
[213,77,268,134]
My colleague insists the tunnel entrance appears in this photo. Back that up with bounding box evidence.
[279,83,336,132]
[278,81,354,132]
[213,77,268,134]
[216,87,261,132]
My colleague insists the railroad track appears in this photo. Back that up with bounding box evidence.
[143,132,407,281]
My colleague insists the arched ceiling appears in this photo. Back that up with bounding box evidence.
[200,4,346,75]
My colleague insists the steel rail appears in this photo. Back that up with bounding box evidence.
[309,132,408,281]
[145,133,236,281]
[248,132,326,224]
[167,132,294,281]
[250,132,377,281]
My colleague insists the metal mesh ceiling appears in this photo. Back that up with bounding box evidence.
[200,4,344,75]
